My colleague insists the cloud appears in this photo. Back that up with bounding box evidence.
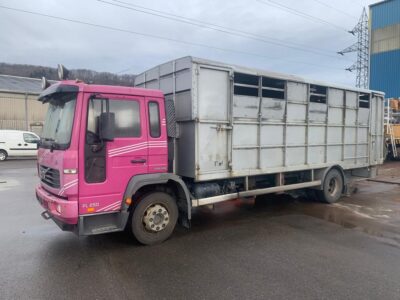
[0,0,375,86]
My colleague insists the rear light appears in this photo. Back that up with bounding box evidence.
[56,204,62,214]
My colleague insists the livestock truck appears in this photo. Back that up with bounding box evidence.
[35,57,385,245]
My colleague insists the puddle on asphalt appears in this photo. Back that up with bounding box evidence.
[290,190,400,248]
[194,190,400,247]
[228,181,400,247]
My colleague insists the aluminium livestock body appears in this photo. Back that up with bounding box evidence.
[135,57,384,203]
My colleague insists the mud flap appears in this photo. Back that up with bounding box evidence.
[178,211,191,229]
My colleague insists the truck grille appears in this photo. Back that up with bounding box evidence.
[39,165,61,189]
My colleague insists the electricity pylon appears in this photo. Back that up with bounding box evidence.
[338,7,369,89]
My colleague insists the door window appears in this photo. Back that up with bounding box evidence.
[87,98,141,140]
[112,100,141,137]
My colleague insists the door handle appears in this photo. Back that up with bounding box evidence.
[18,143,21,146]
[24,144,28,146]
[131,159,146,164]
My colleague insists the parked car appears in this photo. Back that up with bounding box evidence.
[0,130,40,161]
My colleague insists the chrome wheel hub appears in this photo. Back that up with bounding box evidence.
[143,204,169,232]
[0,153,5,161]
[328,178,337,195]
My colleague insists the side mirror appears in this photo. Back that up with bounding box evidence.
[99,112,115,141]
[41,77,51,90]
[57,64,70,80]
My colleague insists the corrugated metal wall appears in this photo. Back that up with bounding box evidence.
[0,92,48,135]
[370,50,400,97]
[370,0,400,98]
[370,0,400,30]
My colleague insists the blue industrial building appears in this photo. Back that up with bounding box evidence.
[369,0,400,98]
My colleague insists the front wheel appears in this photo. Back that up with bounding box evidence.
[131,192,178,245]
[316,169,344,204]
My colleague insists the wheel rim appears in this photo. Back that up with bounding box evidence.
[143,204,170,232]
[327,178,338,195]
[0,153,5,161]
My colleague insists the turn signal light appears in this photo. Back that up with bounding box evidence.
[125,198,132,205]
[63,169,77,174]
[87,207,95,213]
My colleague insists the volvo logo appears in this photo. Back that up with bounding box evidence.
[40,167,49,180]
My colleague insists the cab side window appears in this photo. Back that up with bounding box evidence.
[148,102,161,138]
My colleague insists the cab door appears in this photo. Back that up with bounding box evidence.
[78,94,148,215]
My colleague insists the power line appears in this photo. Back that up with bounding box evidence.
[116,67,136,74]
[309,0,358,20]
[0,4,346,73]
[95,0,349,61]
[256,0,350,32]
[107,0,333,54]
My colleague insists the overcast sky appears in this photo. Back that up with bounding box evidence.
[0,0,377,86]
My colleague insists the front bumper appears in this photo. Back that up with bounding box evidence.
[35,184,78,225]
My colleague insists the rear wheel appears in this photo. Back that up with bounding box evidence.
[131,192,178,245]
[316,169,344,204]
[0,150,8,161]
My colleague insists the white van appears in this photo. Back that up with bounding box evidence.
[0,130,40,161]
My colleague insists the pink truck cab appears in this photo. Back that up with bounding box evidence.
[36,74,191,245]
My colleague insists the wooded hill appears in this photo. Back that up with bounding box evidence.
[0,62,136,86]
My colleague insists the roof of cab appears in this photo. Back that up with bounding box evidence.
[61,80,163,97]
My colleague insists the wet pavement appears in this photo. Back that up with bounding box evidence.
[1,159,400,299]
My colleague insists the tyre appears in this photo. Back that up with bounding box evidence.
[316,169,344,204]
[131,192,178,245]
[0,150,8,161]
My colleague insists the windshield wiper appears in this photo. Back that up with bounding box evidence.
[49,141,64,152]
[42,137,55,142]
[40,137,59,151]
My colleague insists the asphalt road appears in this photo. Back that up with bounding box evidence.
[0,159,400,299]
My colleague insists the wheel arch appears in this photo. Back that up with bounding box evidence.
[123,173,192,228]
[314,165,346,192]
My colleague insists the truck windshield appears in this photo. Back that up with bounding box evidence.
[41,92,77,149]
